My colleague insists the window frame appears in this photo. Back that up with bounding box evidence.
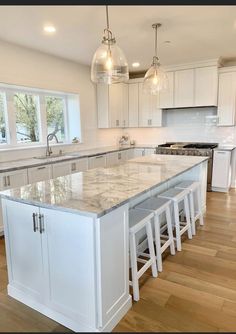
[0,83,75,149]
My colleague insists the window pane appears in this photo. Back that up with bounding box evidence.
[14,93,40,143]
[0,93,7,144]
[46,96,65,142]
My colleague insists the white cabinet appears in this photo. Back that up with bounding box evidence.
[145,148,156,155]
[28,165,52,183]
[194,66,218,107]
[212,150,232,192]
[0,168,28,191]
[88,155,106,169]
[159,71,174,108]
[52,161,72,178]
[71,158,88,174]
[217,71,236,126]
[133,148,146,157]
[127,148,134,160]
[97,83,128,128]
[128,83,139,127]
[106,150,128,168]
[138,83,162,127]
[2,199,130,332]
[174,69,194,108]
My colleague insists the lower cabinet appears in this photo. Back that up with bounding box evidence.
[2,199,130,332]
[0,169,28,191]
[28,165,52,183]
[52,161,72,178]
[212,150,232,192]
[71,158,88,174]
[88,155,106,169]
[133,148,146,157]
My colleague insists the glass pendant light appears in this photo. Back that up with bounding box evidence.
[143,23,168,95]
[91,6,129,84]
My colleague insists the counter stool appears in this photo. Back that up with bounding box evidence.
[135,197,175,272]
[175,180,204,235]
[159,188,192,251]
[129,208,158,301]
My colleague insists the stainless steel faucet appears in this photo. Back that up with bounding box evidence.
[46,133,59,157]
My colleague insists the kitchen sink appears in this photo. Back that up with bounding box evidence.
[33,153,72,160]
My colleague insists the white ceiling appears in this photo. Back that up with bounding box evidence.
[0,5,236,71]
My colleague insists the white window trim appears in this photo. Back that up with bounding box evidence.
[0,83,80,150]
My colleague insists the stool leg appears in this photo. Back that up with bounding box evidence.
[166,206,175,255]
[197,187,204,226]
[173,202,182,251]
[189,192,196,235]
[184,196,192,240]
[154,215,163,272]
[129,232,139,301]
[146,222,158,278]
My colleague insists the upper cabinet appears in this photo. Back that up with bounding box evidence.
[159,71,174,109]
[194,66,218,107]
[217,70,236,126]
[174,69,195,108]
[138,83,162,127]
[97,83,128,129]
[128,83,139,127]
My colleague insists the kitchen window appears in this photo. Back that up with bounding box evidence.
[0,83,81,148]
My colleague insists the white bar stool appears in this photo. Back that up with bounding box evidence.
[129,208,158,301]
[159,188,192,251]
[175,180,204,235]
[135,197,175,272]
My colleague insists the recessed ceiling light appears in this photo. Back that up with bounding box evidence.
[132,62,140,68]
[44,25,56,33]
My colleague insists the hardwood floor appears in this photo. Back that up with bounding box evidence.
[1,190,236,332]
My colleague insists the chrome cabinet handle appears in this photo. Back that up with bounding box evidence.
[39,214,44,234]
[3,176,7,187]
[32,213,38,232]
[7,176,10,186]
[95,155,104,159]
[116,120,119,126]
[118,153,121,159]
[37,166,46,170]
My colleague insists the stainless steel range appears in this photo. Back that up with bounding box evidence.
[156,142,218,191]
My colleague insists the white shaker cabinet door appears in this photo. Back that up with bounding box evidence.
[159,71,174,109]
[97,84,109,128]
[41,208,97,327]
[52,161,72,178]
[128,83,139,127]
[28,165,52,183]
[3,200,43,302]
[109,83,123,128]
[212,150,231,191]
[1,169,28,191]
[71,158,88,174]
[217,72,236,126]
[174,69,194,108]
[194,66,218,107]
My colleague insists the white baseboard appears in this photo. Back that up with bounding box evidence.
[8,284,131,332]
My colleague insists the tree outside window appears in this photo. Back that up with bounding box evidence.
[14,93,40,143]
[46,96,65,142]
[0,93,7,144]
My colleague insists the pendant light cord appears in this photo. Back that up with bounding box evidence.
[106,5,110,30]
[154,25,157,58]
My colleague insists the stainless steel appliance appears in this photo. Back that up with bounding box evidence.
[156,142,218,191]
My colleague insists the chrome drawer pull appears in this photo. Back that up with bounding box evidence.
[32,213,38,232]
[39,214,44,234]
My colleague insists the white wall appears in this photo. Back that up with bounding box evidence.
[0,39,122,161]
[125,107,236,145]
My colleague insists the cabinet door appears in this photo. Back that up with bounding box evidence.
[71,158,88,174]
[217,72,236,126]
[3,200,43,302]
[133,148,145,157]
[106,152,118,167]
[195,67,218,107]
[128,83,139,127]
[151,95,162,127]
[122,84,129,128]
[109,84,123,128]
[212,150,231,189]
[28,165,52,183]
[174,69,194,108]
[145,148,156,155]
[2,169,28,190]
[88,155,106,169]
[138,83,151,127]
[52,161,72,178]
[159,71,174,108]
[97,84,109,128]
[118,150,128,164]
[41,208,97,326]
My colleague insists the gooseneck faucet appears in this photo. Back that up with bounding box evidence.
[46,133,59,157]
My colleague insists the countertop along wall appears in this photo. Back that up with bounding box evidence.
[125,107,236,146]
[0,39,122,162]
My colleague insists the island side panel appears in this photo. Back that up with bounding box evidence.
[95,203,132,331]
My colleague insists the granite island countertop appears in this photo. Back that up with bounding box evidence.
[0,154,208,218]
[0,144,156,173]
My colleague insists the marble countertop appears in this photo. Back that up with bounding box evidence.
[0,154,208,218]
[0,145,155,173]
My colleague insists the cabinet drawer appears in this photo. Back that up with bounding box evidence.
[88,155,106,169]
[28,165,52,183]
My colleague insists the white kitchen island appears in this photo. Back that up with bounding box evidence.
[0,154,208,332]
